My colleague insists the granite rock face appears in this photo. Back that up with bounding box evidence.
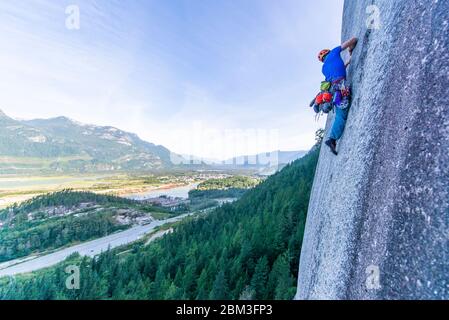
[296,0,448,300]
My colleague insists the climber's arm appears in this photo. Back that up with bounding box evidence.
[341,37,358,55]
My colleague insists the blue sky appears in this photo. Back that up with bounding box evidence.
[0,0,344,159]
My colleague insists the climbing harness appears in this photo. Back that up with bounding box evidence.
[309,78,352,116]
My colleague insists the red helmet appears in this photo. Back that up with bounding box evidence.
[318,49,330,62]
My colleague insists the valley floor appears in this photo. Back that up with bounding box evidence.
[0,213,190,277]
[0,174,197,209]
[0,172,252,281]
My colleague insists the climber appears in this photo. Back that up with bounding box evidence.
[318,37,358,155]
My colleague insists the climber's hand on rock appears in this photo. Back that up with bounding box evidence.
[343,37,358,55]
[349,38,358,55]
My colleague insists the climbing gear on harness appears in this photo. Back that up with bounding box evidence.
[318,49,331,62]
[320,81,332,91]
[309,98,316,107]
[331,79,351,109]
[313,91,333,114]
[321,102,333,114]
[310,78,351,115]
[333,90,342,106]
[315,92,332,105]
[323,92,332,103]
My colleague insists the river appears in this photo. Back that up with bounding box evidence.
[128,183,199,200]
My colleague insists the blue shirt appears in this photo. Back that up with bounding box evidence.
[322,46,346,82]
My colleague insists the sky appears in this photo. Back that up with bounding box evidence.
[0,0,344,160]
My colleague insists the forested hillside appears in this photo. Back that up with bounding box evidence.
[0,191,158,262]
[0,147,319,300]
[189,176,261,201]
[196,176,260,191]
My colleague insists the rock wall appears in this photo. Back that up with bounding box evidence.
[296,0,448,300]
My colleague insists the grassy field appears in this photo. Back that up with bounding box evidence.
[0,155,93,174]
[0,174,190,209]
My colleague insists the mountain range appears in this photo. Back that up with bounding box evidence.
[0,109,305,174]
[0,109,172,174]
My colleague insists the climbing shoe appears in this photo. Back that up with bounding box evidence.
[325,139,338,156]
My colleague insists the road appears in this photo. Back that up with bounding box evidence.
[0,214,189,278]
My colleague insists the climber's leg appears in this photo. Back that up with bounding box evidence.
[330,107,349,141]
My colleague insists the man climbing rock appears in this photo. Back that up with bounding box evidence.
[318,37,358,155]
